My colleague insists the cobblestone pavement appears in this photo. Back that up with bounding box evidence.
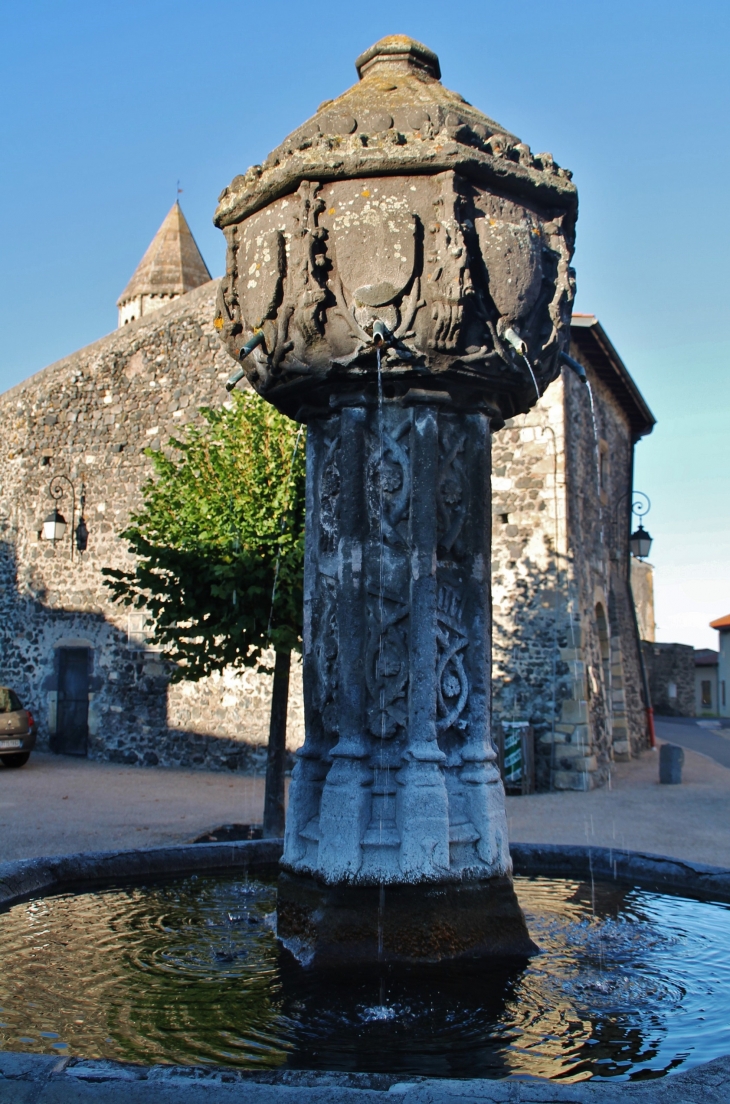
[2,736,729,867]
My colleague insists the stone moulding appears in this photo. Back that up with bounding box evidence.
[214,32,577,231]
[2,1052,730,1101]
[3,841,730,913]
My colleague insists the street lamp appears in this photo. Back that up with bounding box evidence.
[628,492,652,560]
[42,475,88,558]
[630,522,652,560]
[42,507,68,544]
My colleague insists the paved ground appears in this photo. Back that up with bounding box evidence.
[506,721,730,868]
[653,714,730,768]
[0,754,268,862]
[2,718,729,867]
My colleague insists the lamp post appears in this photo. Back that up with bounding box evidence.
[42,475,88,558]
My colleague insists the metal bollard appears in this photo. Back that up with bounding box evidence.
[659,743,684,785]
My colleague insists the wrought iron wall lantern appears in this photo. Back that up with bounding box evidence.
[41,475,88,557]
[628,491,652,560]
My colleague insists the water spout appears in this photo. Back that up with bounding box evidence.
[373,320,391,346]
[503,326,527,357]
[560,350,588,384]
[225,331,266,392]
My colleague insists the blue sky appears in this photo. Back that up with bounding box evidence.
[1,0,728,647]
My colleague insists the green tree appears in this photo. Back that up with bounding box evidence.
[103,391,306,837]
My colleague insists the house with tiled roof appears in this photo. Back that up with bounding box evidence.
[710,614,730,717]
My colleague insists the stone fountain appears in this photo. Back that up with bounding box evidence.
[214,35,577,966]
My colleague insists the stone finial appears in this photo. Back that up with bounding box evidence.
[117,202,211,327]
[354,34,441,80]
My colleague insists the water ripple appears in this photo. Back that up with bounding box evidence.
[0,874,728,1081]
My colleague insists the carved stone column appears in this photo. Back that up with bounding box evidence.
[214,35,577,964]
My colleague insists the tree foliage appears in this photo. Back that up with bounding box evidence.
[103,391,306,682]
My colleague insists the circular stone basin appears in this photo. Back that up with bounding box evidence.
[0,871,728,1081]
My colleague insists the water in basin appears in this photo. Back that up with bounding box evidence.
[0,873,727,1082]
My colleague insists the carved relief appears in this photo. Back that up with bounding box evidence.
[236,228,286,332]
[426,172,473,353]
[475,216,542,323]
[435,585,469,734]
[365,591,409,740]
[437,421,468,556]
[293,400,505,883]
[216,167,574,422]
[289,181,329,353]
[366,413,411,547]
[316,573,339,740]
[331,191,417,310]
[318,432,340,557]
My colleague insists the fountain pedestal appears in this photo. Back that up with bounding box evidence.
[277,397,536,962]
[214,35,577,964]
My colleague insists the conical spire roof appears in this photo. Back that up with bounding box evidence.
[117,202,211,307]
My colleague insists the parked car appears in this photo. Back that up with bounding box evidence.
[0,687,36,768]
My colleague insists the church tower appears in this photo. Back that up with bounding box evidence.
[116,202,211,327]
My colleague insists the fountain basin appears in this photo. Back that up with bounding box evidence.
[2,841,730,1087]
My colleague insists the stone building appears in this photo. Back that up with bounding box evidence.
[0,209,303,773]
[630,559,655,643]
[641,642,695,718]
[116,202,211,327]
[0,211,655,789]
[710,612,730,718]
[695,649,719,717]
[491,314,655,789]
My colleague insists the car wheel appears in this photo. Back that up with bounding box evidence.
[0,753,30,768]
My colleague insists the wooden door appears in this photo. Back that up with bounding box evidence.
[55,648,89,756]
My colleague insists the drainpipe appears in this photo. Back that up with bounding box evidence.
[627,444,656,748]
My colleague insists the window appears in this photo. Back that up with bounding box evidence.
[701,680,712,708]
[723,681,727,708]
[127,613,150,648]
[668,682,677,700]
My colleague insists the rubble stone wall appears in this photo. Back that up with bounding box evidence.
[642,642,695,718]
[0,280,304,772]
[491,359,649,792]
[0,283,647,787]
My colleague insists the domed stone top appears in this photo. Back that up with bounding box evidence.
[214,35,577,424]
[214,35,576,229]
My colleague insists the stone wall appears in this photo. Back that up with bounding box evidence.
[642,642,695,718]
[0,280,304,771]
[0,281,649,788]
[491,355,649,792]
[631,559,656,643]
